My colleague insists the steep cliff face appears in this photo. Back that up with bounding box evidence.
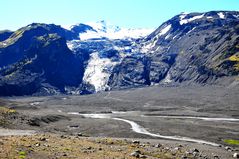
[0,32,84,96]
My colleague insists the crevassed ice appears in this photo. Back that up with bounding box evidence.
[83,52,118,92]
[180,14,204,25]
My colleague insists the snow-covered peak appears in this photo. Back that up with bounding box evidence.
[86,20,120,33]
[72,20,154,40]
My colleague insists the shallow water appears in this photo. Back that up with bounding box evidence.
[69,112,220,146]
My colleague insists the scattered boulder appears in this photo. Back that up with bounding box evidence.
[39,137,47,141]
[130,150,141,158]
[28,118,41,126]
[132,140,140,144]
[213,155,220,159]
[154,143,162,148]
[77,133,83,137]
[233,153,239,158]
[225,146,232,151]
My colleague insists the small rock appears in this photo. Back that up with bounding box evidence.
[60,135,66,139]
[43,143,49,147]
[164,147,170,151]
[225,146,232,151]
[213,155,220,159]
[39,137,47,141]
[192,148,199,153]
[130,150,141,158]
[233,153,239,158]
[133,140,140,144]
[185,151,192,155]
[154,144,162,148]
[140,144,146,147]
[178,144,183,147]
[77,133,83,137]
[139,154,147,158]
[26,145,32,148]
[193,151,199,157]
[98,147,102,151]
[35,143,40,147]
[174,147,181,151]
[87,146,92,150]
[69,125,79,128]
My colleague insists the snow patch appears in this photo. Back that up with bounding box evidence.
[83,52,118,92]
[187,27,196,34]
[66,41,75,51]
[163,73,172,83]
[180,14,204,25]
[61,24,71,30]
[233,14,239,19]
[179,13,187,21]
[159,24,171,36]
[165,34,171,40]
[173,35,177,40]
[217,12,225,19]
[141,39,158,53]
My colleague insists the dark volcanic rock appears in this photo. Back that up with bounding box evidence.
[0,32,84,96]
[108,55,151,88]
[0,30,13,42]
[139,11,239,85]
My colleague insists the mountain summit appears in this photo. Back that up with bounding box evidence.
[69,20,154,40]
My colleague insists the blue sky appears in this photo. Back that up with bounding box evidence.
[0,0,239,30]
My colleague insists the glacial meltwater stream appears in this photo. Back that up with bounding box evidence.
[67,111,239,147]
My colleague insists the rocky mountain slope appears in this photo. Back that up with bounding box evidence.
[0,11,238,96]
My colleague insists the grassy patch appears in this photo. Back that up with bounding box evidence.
[18,151,26,158]
[224,139,239,146]
[0,106,16,126]
[229,54,239,62]
[0,106,16,114]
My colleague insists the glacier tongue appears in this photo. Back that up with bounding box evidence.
[83,52,118,92]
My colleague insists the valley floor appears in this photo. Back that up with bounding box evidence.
[0,85,239,158]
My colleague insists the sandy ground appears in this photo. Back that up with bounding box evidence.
[0,85,239,158]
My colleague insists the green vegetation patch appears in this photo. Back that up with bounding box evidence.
[0,106,16,114]
[229,54,239,62]
[18,151,26,159]
[224,139,239,146]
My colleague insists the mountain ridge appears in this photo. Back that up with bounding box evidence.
[0,11,238,96]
